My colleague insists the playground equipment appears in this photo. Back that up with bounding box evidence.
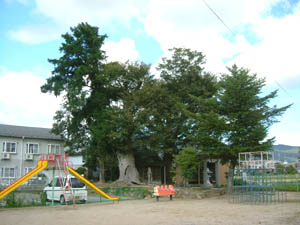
[239,152,276,169]
[228,151,287,204]
[43,175,88,203]
[153,185,175,201]
[67,167,118,200]
[0,154,119,203]
[229,168,287,204]
[0,160,48,199]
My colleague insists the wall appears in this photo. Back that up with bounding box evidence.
[0,136,64,185]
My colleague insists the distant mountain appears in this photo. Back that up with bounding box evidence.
[272,144,299,151]
[272,144,299,162]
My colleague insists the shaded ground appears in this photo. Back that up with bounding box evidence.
[1,193,300,225]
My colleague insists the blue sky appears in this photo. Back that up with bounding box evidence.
[0,0,299,146]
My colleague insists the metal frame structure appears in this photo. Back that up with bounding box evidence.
[228,168,287,204]
[239,152,276,169]
[229,151,288,204]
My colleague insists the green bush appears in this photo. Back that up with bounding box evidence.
[174,147,202,184]
[286,165,297,174]
[5,193,24,208]
[276,164,298,174]
[76,167,87,176]
[40,191,47,205]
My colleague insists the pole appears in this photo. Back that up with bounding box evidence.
[297,173,299,192]
[52,167,55,207]
[198,165,201,187]
[164,166,166,185]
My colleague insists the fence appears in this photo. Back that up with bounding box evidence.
[227,168,299,204]
[0,176,48,187]
[0,186,145,208]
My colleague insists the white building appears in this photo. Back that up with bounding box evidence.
[0,124,64,186]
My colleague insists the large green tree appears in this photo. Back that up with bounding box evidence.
[198,65,291,169]
[140,48,218,182]
[41,23,151,183]
[41,23,113,180]
[90,61,153,184]
[41,22,110,151]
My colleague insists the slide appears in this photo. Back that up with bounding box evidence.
[67,166,119,201]
[0,160,48,199]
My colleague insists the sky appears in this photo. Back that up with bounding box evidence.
[0,0,299,146]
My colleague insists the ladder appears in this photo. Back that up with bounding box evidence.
[55,154,76,207]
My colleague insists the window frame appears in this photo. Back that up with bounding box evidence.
[0,167,15,178]
[47,144,61,154]
[26,143,39,154]
[24,167,36,178]
[2,142,17,153]
[24,167,34,174]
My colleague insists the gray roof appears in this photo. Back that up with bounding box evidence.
[0,124,63,141]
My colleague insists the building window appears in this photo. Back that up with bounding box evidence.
[25,167,34,174]
[0,168,15,178]
[48,144,60,154]
[26,143,39,154]
[2,142,17,153]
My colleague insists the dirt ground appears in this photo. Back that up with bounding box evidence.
[1,193,300,225]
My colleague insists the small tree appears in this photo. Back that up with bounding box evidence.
[286,165,297,174]
[174,147,202,186]
[76,167,87,176]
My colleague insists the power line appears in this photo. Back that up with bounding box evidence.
[274,80,292,98]
[274,80,299,105]
[202,0,235,36]
[202,1,298,105]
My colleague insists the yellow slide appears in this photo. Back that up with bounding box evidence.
[67,166,119,201]
[0,160,48,199]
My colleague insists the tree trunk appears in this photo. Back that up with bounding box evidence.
[98,158,105,184]
[227,162,235,194]
[117,152,140,184]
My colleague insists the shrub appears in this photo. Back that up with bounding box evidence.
[286,165,297,174]
[76,167,87,176]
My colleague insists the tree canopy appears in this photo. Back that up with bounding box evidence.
[190,65,291,168]
[42,22,291,184]
[41,23,152,183]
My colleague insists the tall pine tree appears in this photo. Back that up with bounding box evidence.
[217,65,291,169]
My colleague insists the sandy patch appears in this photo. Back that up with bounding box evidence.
[1,193,300,225]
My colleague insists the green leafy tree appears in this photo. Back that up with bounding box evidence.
[91,61,153,184]
[41,23,152,184]
[41,22,109,149]
[286,165,297,174]
[138,48,218,182]
[184,94,227,161]
[217,65,291,169]
[174,147,202,186]
[41,23,114,181]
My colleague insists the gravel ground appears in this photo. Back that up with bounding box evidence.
[1,193,300,225]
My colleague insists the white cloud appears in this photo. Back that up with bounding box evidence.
[5,0,300,145]
[9,24,63,44]
[103,38,139,63]
[9,0,148,44]
[229,5,300,84]
[142,0,300,146]
[0,67,61,128]
[34,0,146,27]
[144,0,300,84]
[144,0,252,74]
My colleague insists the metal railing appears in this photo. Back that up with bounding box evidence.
[0,187,145,208]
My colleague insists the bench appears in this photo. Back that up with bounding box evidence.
[153,185,175,201]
